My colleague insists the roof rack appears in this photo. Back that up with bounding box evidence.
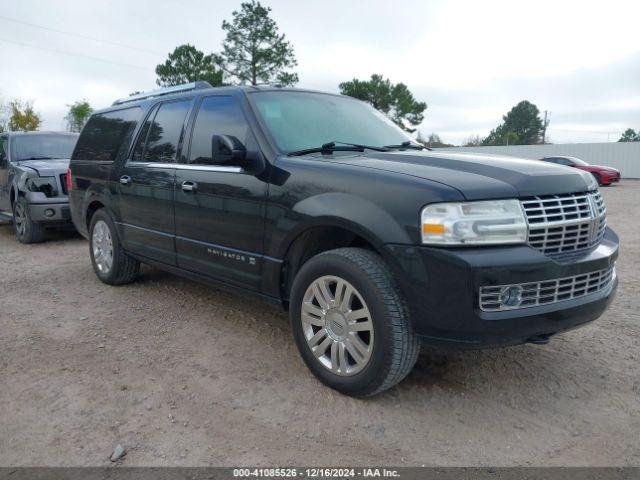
[112,81,212,106]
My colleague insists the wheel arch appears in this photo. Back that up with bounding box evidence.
[270,193,413,305]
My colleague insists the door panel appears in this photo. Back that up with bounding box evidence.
[117,99,192,265]
[174,165,267,288]
[173,95,268,289]
[117,164,176,264]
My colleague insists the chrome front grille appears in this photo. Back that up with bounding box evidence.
[479,265,615,312]
[520,191,606,258]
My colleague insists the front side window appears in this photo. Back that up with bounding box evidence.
[72,108,139,162]
[188,96,250,165]
[140,100,191,163]
[12,134,78,162]
[251,91,412,153]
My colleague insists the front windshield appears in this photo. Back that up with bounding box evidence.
[568,157,589,166]
[11,134,78,161]
[251,91,412,153]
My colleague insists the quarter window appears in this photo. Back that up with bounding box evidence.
[188,96,251,165]
[141,100,191,163]
[72,107,140,162]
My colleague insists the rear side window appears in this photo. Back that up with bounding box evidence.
[72,107,140,162]
[187,96,250,164]
[131,105,159,162]
[134,100,191,163]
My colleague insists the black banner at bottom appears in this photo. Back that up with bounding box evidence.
[0,467,638,480]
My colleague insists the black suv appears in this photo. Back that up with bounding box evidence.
[0,131,78,243]
[69,82,618,396]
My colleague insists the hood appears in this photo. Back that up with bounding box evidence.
[18,158,70,177]
[332,151,596,200]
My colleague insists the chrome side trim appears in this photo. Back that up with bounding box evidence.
[145,163,244,173]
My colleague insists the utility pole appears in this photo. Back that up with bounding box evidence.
[542,110,550,144]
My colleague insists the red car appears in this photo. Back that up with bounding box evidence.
[540,156,621,186]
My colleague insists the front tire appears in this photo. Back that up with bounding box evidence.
[89,209,140,285]
[13,197,46,244]
[290,248,419,396]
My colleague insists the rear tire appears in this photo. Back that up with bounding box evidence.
[89,209,140,285]
[289,247,419,396]
[13,197,46,244]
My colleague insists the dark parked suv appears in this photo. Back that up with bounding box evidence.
[69,82,618,396]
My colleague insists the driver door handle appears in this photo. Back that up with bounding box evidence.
[119,175,132,185]
[181,180,198,193]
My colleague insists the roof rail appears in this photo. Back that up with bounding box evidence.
[112,81,212,106]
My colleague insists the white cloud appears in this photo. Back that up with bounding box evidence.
[1,0,638,145]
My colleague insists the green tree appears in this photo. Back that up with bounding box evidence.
[7,99,41,132]
[65,100,93,132]
[618,128,640,142]
[483,100,544,145]
[156,44,224,87]
[214,1,298,86]
[339,74,427,133]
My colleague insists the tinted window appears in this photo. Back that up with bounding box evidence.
[188,96,250,164]
[557,158,573,166]
[131,105,158,162]
[142,100,191,163]
[72,107,140,161]
[11,134,78,161]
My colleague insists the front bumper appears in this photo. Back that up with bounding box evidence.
[602,171,621,183]
[28,202,71,223]
[385,227,619,348]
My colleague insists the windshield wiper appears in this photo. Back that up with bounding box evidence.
[383,141,429,151]
[287,141,389,157]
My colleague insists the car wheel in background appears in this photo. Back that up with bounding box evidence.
[13,197,46,244]
[289,247,419,396]
[89,209,140,285]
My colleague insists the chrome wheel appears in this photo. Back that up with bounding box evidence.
[301,275,374,376]
[14,203,26,236]
[92,220,114,274]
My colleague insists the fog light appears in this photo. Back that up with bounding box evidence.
[499,285,523,308]
[44,208,55,217]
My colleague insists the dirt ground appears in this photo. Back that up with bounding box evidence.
[1,182,639,467]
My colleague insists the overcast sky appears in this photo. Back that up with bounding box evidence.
[1,0,639,145]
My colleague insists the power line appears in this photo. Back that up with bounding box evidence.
[0,37,152,71]
[0,14,164,56]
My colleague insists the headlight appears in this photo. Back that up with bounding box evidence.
[421,199,527,245]
[26,176,58,197]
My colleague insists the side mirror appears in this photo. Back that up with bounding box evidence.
[212,134,246,165]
